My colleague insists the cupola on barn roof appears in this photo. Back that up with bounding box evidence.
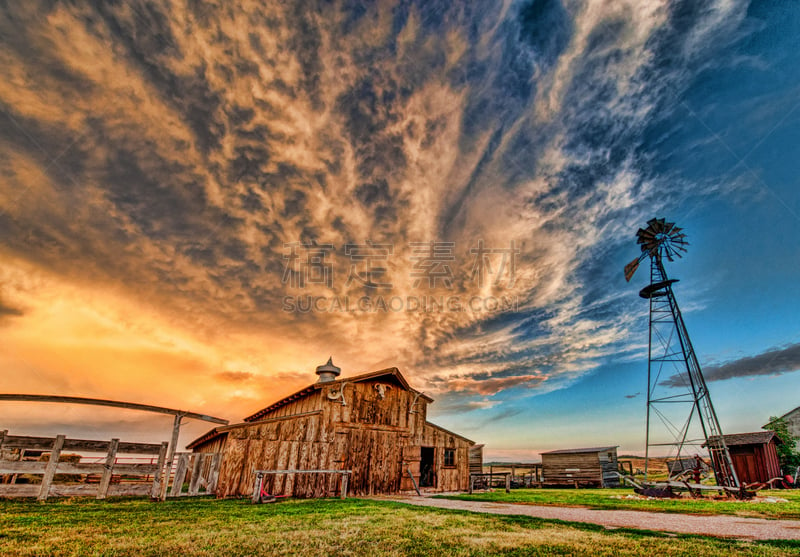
[315,357,341,383]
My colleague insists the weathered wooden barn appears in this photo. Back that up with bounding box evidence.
[765,406,800,451]
[540,446,620,487]
[707,432,782,485]
[188,361,479,497]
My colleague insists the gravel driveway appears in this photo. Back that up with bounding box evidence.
[379,496,800,540]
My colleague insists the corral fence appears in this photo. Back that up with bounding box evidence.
[474,463,543,490]
[0,430,221,501]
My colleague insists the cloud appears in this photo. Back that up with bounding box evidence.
[661,343,800,387]
[445,374,548,396]
[215,371,255,383]
[0,0,760,433]
[0,298,23,319]
[624,392,640,399]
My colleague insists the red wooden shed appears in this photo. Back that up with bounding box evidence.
[707,431,782,486]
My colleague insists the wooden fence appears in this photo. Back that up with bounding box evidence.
[0,431,223,501]
[0,430,167,500]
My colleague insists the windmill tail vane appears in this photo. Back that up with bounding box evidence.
[624,255,645,282]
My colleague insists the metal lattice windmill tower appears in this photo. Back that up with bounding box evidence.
[625,218,739,488]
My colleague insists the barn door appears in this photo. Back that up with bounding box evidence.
[420,447,435,487]
[400,445,420,491]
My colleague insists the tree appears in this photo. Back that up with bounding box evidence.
[764,416,800,474]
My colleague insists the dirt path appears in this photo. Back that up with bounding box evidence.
[378,496,800,540]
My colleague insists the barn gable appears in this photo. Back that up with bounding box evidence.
[764,406,800,450]
[242,367,432,423]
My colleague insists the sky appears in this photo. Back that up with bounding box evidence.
[0,0,798,461]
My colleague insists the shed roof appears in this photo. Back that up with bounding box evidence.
[243,367,433,423]
[705,431,781,447]
[541,446,618,455]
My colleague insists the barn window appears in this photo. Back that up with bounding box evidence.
[444,448,456,467]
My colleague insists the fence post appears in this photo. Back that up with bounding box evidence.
[505,473,510,493]
[169,453,190,497]
[341,472,348,499]
[152,442,168,500]
[252,471,264,503]
[38,434,65,501]
[160,414,183,500]
[97,438,119,500]
[188,454,203,496]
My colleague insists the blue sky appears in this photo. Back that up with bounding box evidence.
[0,0,798,459]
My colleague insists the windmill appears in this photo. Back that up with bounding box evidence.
[625,218,739,489]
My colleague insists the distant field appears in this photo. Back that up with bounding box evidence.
[1,496,799,556]
[440,488,800,520]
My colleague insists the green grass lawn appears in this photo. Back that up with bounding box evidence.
[1,496,799,556]
[439,488,800,520]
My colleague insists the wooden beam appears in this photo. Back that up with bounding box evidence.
[151,442,168,500]
[38,434,64,501]
[405,464,421,496]
[1,435,165,454]
[162,414,182,500]
[0,394,228,424]
[169,453,190,497]
[188,454,203,496]
[97,438,119,500]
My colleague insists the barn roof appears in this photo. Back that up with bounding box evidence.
[705,431,782,447]
[424,421,475,445]
[764,406,800,427]
[186,427,222,450]
[243,367,433,423]
[541,446,618,455]
[186,411,324,449]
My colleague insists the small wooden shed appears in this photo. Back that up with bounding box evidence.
[188,362,478,497]
[707,431,782,485]
[541,446,620,487]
